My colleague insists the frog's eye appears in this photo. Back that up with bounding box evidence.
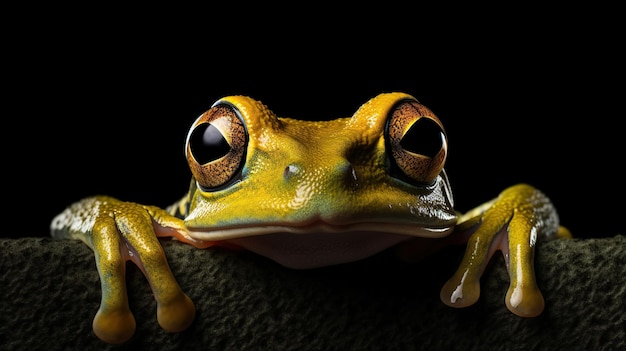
[185,102,248,190]
[385,100,447,185]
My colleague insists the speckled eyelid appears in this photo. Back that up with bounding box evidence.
[185,102,248,190]
[385,99,448,185]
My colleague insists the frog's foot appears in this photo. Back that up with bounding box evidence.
[91,247,195,344]
[440,184,561,317]
[90,213,196,344]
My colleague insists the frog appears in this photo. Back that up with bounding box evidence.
[50,92,571,344]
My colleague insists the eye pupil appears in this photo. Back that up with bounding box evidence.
[400,118,444,158]
[190,123,231,164]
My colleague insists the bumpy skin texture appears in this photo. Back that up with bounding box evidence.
[49,93,569,344]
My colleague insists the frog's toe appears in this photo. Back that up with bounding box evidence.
[90,222,137,343]
[130,239,197,333]
[557,225,572,239]
[157,292,196,333]
[505,282,545,317]
[93,307,136,344]
[440,269,481,309]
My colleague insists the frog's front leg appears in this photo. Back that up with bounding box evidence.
[440,184,571,317]
[51,196,213,344]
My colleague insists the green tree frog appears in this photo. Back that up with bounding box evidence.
[50,92,570,344]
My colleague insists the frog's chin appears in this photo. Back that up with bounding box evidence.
[224,231,413,269]
[187,223,454,269]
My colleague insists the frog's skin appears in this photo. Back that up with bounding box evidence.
[50,92,571,344]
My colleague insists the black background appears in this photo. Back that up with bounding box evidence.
[5,8,623,240]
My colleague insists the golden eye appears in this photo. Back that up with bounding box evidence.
[185,102,248,190]
[385,100,447,185]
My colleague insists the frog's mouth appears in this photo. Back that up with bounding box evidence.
[187,222,453,269]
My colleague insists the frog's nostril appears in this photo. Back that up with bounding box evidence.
[339,162,359,192]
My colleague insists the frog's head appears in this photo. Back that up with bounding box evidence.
[183,92,457,268]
